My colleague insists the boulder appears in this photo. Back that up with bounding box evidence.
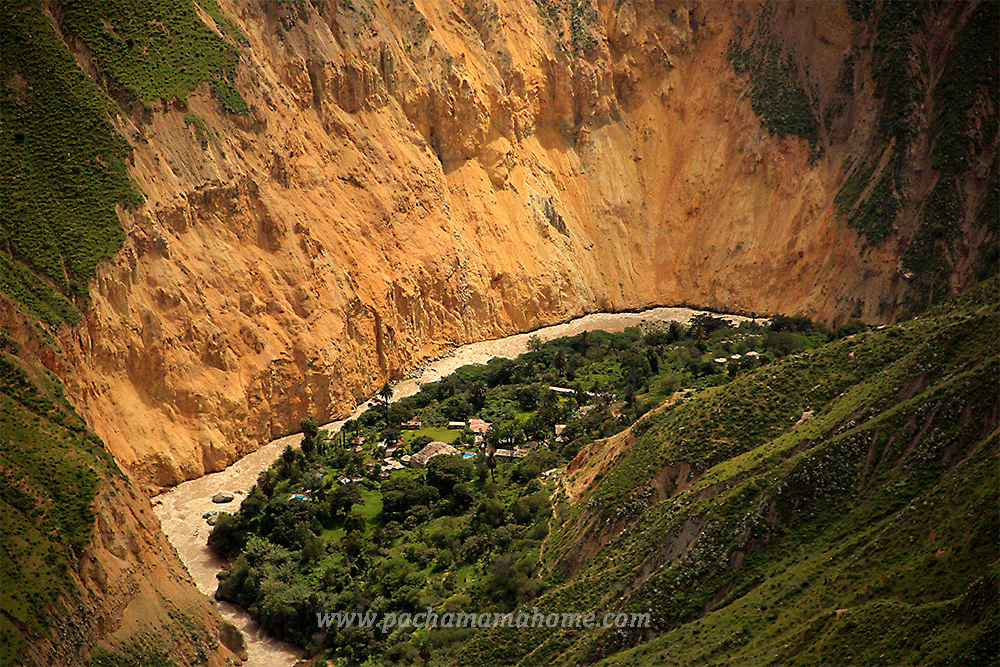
[212,491,235,503]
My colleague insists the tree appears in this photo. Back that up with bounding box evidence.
[517,384,541,411]
[554,351,566,374]
[343,511,366,534]
[379,382,393,422]
[300,417,319,458]
[328,483,362,516]
[689,321,707,352]
[282,444,296,469]
[470,380,488,411]
[487,451,497,483]
[536,389,562,428]
[426,456,473,497]
[381,477,439,521]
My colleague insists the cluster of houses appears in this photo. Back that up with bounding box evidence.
[362,417,565,479]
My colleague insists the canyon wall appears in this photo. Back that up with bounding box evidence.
[7,0,995,491]
[55,0,939,490]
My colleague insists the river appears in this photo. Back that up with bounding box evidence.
[152,306,750,665]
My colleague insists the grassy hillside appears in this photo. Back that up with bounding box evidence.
[833,0,998,305]
[61,0,248,112]
[0,0,248,329]
[0,333,126,665]
[0,0,142,324]
[456,278,998,666]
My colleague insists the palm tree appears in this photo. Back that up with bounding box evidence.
[379,382,393,422]
[690,322,707,352]
[487,451,496,483]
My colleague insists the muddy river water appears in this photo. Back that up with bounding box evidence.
[152,306,749,665]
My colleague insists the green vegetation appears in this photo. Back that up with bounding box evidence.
[728,25,819,151]
[532,0,601,56]
[846,169,901,245]
[1,0,142,322]
[212,305,1000,665]
[195,0,248,46]
[0,255,80,328]
[900,0,1000,301]
[929,1,999,176]
[872,1,923,145]
[209,421,555,659]
[61,0,247,111]
[845,0,874,21]
[834,2,926,246]
[211,280,996,665]
[833,0,997,311]
[87,646,176,667]
[0,348,123,666]
[974,169,1000,282]
[901,176,960,292]
[833,159,875,217]
[183,112,209,150]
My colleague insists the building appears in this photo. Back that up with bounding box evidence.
[381,458,404,472]
[468,418,491,434]
[408,441,459,468]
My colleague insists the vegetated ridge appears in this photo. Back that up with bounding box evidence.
[0,326,246,666]
[465,278,998,665]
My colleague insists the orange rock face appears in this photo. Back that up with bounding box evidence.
[48,0,978,488]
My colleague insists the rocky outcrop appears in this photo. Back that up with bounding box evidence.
[44,0,994,490]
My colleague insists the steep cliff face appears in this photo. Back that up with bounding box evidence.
[47,0,996,490]
[9,1,998,489]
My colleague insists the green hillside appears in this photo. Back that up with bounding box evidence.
[458,279,999,666]
[0,334,125,665]
[0,0,247,329]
